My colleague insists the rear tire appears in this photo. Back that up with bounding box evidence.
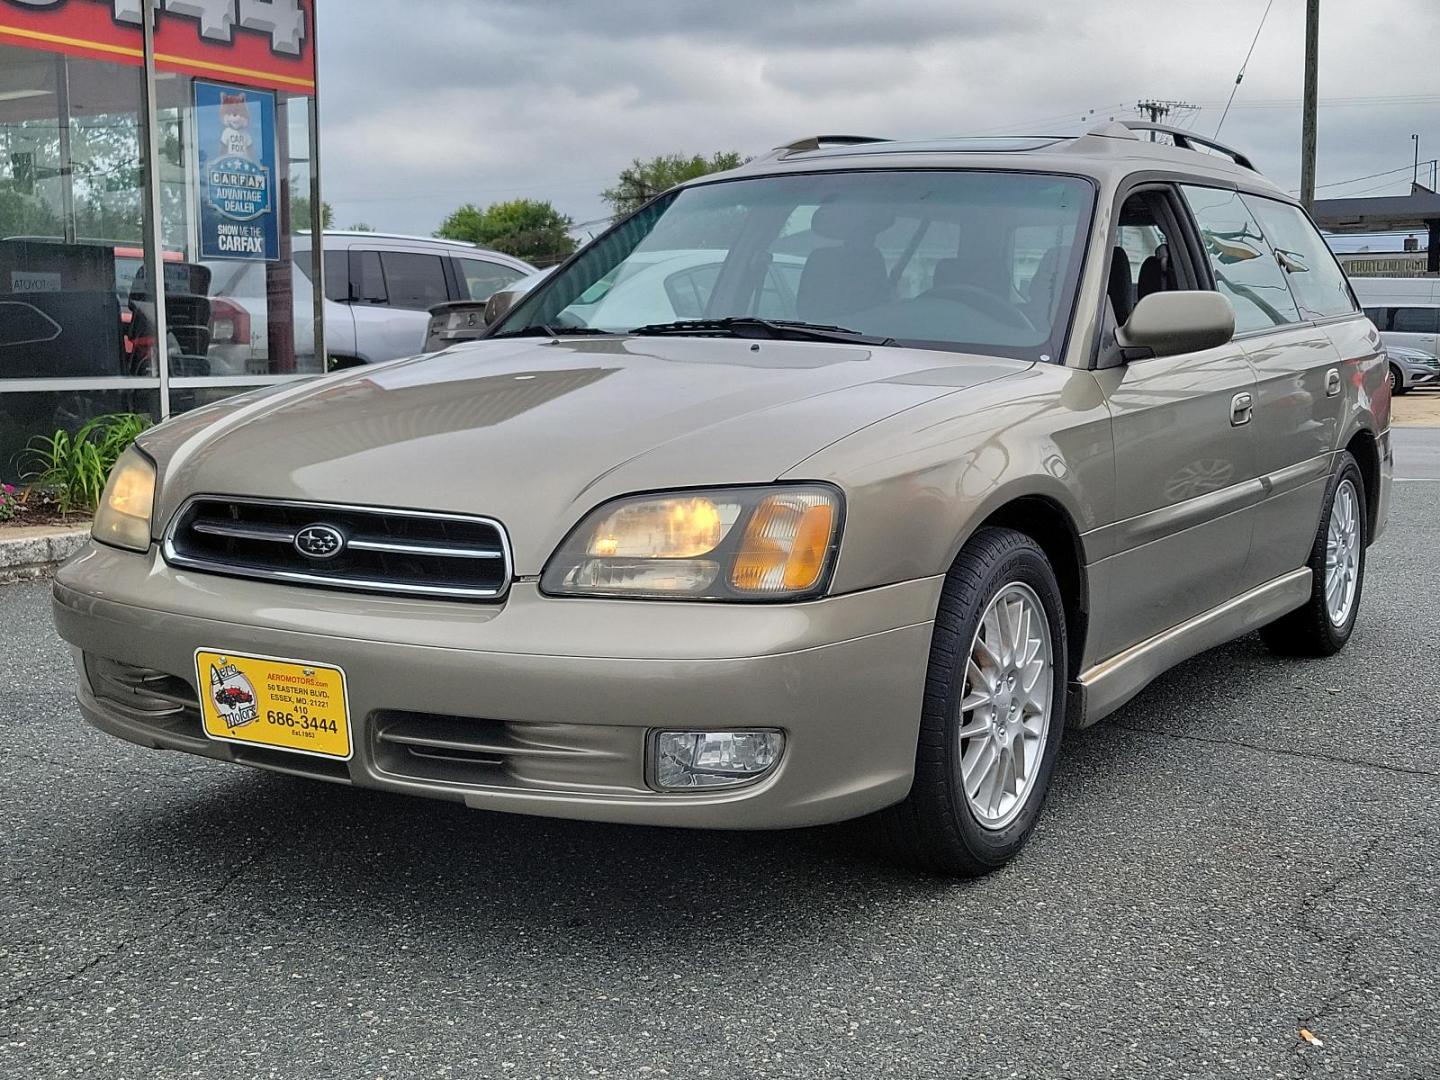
[1260,452,1367,657]
[879,527,1068,876]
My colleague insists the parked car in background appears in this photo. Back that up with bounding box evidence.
[1381,343,1440,394]
[57,124,1389,877]
[1354,277,1440,373]
[204,232,534,374]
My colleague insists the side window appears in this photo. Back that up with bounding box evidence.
[351,250,386,304]
[323,249,348,302]
[1105,191,1189,327]
[454,257,524,303]
[1391,306,1440,334]
[377,252,448,311]
[1362,307,1388,330]
[1180,185,1300,334]
[1243,196,1357,320]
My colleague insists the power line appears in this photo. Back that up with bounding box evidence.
[1215,0,1277,138]
[1286,160,1440,196]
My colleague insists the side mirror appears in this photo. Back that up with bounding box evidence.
[482,286,522,327]
[1116,291,1235,360]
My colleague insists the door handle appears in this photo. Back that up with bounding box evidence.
[1230,392,1254,426]
[1325,368,1342,397]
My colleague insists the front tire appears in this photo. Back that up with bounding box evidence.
[879,527,1068,876]
[1260,452,1367,657]
[1390,365,1409,395]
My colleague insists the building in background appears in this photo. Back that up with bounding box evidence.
[0,0,321,477]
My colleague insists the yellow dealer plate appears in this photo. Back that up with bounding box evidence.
[195,649,352,760]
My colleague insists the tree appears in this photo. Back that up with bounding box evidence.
[601,151,748,218]
[291,197,334,232]
[347,223,375,232]
[435,198,577,265]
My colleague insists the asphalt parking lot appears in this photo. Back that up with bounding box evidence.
[3,433,1438,1080]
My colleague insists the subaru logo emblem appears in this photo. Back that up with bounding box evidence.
[294,524,345,560]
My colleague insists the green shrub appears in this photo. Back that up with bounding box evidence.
[24,413,153,515]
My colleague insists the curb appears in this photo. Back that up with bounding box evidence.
[0,524,91,583]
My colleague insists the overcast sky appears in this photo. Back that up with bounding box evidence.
[317,0,1440,249]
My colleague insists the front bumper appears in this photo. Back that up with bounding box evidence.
[53,543,939,829]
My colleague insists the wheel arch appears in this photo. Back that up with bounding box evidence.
[954,493,1090,681]
[1345,428,1381,546]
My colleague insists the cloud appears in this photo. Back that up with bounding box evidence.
[316,0,1440,242]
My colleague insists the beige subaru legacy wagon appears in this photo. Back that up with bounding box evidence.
[54,122,1390,875]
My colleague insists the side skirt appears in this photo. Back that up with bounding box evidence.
[1069,568,1313,729]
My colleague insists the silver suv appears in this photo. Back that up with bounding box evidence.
[205,231,534,374]
[55,123,1390,876]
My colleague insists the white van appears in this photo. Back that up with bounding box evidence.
[1352,276,1440,357]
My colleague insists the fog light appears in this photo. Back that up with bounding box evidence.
[651,730,784,790]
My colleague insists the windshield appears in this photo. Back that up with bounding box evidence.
[498,170,1094,360]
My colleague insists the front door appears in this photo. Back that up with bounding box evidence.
[1089,187,1259,659]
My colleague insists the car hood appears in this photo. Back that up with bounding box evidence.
[145,336,1025,572]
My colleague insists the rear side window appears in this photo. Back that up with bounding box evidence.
[1243,196,1356,320]
[323,249,348,302]
[454,257,525,302]
[352,250,386,303]
[377,252,449,311]
[1391,306,1440,334]
[1180,185,1300,334]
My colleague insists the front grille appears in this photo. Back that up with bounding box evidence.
[163,497,512,601]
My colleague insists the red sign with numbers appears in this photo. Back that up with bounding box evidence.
[0,0,315,93]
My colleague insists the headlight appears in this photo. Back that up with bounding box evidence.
[91,447,156,553]
[541,484,843,600]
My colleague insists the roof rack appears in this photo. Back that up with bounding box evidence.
[762,134,891,161]
[1091,120,1259,173]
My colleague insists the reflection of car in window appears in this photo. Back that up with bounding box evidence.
[203,231,535,373]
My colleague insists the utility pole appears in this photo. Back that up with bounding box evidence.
[1136,100,1199,141]
[1413,134,1420,186]
[1300,0,1319,211]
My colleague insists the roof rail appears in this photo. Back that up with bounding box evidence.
[762,134,890,161]
[1093,120,1259,173]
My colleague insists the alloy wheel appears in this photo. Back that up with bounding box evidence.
[956,582,1054,830]
[1325,479,1361,627]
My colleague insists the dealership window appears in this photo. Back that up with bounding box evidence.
[0,1,321,481]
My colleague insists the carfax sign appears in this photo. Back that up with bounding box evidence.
[196,80,279,261]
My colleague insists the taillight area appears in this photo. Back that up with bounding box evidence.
[210,298,251,345]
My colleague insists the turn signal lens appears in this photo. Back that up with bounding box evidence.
[542,485,842,600]
[91,447,156,554]
[731,493,836,595]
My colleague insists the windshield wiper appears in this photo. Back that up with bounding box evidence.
[490,324,616,339]
[627,317,894,346]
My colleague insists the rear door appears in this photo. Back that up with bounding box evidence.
[348,248,449,362]
[1181,187,1347,590]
